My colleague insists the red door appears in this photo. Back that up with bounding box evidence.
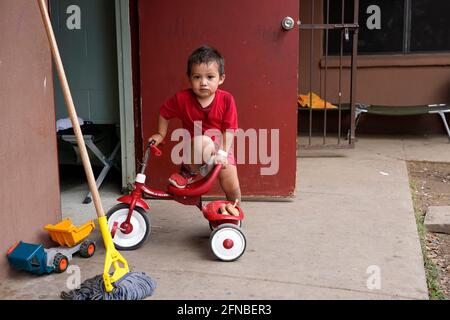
[138,0,298,197]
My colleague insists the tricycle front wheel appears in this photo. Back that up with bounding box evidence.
[106,203,150,251]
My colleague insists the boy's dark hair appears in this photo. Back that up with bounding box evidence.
[187,45,225,76]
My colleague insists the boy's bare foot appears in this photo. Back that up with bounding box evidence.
[219,202,240,216]
[226,203,240,216]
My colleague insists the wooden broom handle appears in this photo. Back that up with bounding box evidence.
[37,0,105,218]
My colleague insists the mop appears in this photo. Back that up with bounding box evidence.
[37,0,156,300]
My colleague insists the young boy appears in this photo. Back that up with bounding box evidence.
[148,46,241,215]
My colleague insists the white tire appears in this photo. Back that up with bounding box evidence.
[106,203,150,250]
[210,223,246,261]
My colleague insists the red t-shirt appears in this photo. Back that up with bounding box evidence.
[159,89,238,137]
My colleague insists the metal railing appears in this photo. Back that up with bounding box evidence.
[298,0,359,150]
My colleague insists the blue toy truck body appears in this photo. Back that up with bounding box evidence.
[7,239,95,275]
[7,242,54,275]
[7,219,96,275]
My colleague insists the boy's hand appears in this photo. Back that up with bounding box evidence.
[214,149,229,168]
[148,133,163,146]
[213,154,228,168]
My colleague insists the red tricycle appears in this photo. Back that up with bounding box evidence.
[106,141,246,261]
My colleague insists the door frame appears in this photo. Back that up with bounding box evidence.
[115,0,135,190]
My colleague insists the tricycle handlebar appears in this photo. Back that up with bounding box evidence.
[150,144,162,156]
[140,140,163,174]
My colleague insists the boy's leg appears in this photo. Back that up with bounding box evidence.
[218,165,241,213]
[186,135,215,173]
[169,135,215,188]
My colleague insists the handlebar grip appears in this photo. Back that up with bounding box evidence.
[150,144,162,156]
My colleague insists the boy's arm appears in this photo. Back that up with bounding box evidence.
[149,114,169,146]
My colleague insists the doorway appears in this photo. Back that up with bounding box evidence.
[50,0,131,203]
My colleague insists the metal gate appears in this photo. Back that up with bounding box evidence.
[297,0,359,149]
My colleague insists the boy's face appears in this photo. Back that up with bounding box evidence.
[189,62,225,99]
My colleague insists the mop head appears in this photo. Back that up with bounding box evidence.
[60,271,157,300]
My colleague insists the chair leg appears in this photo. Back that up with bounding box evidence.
[437,112,450,142]
[347,111,362,141]
[83,163,111,204]
[83,140,121,204]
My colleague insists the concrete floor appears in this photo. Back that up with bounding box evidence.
[1,134,449,300]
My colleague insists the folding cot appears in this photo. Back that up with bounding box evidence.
[354,103,450,141]
[298,98,450,141]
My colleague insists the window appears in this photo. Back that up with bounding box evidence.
[410,1,450,52]
[326,0,450,55]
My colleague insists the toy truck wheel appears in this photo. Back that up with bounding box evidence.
[53,253,69,273]
[106,203,150,251]
[79,240,95,258]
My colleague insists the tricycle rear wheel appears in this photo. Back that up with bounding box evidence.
[210,223,246,262]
